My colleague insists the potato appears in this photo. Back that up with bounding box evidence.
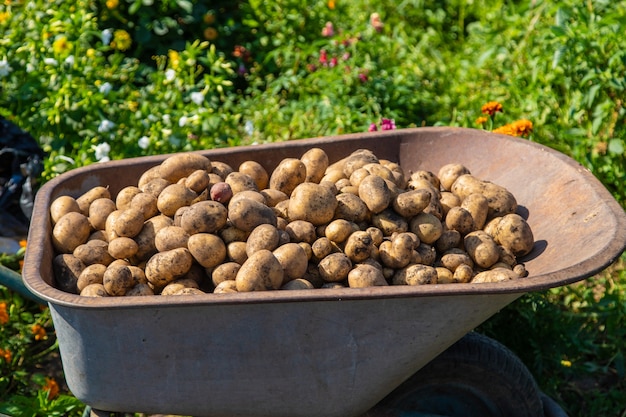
[348,264,388,288]
[246,224,280,256]
[414,243,437,266]
[73,239,114,266]
[358,175,391,214]
[88,198,117,230]
[157,183,197,217]
[371,209,409,236]
[238,160,269,191]
[80,283,108,297]
[318,252,352,283]
[311,237,336,261]
[439,192,461,217]
[211,262,241,287]
[116,186,142,211]
[154,226,190,252]
[379,233,415,269]
[461,193,490,230]
[185,169,211,194]
[125,283,155,296]
[435,229,461,253]
[52,254,85,294]
[282,278,315,290]
[226,241,248,265]
[108,237,139,260]
[438,163,471,191]
[451,174,517,219]
[145,248,194,288]
[435,267,455,284]
[392,264,438,286]
[159,153,211,183]
[228,198,277,232]
[161,278,200,295]
[225,171,259,194]
[235,249,284,291]
[324,219,356,244]
[439,248,474,272]
[285,220,317,244]
[392,189,431,218]
[188,233,227,268]
[409,212,443,245]
[490,213,534,257]
[133,214,173,261]
[288,182,337,226]
[220,224,249,244]
[141,178,171,198]
[52,211,92,253]
[268,158,307,196]
[445,206,475,236]
[112,207,145,238]
[76,186,111,216]
[341,149,379,178]
[214,280,238,293]
[211,161,234,179]
[50,195,81,225]
[334,193,370,223]
[301,148,329,183]
[464,230,500,269]
[260,189,288,208]
[130,192,159,220]
[343,231,373,263]
[471,267,518,283]
[103,261,135,296]
[180,200,228,235]
[273,243,308,283]
[453,264,474,283]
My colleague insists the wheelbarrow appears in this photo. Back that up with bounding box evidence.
[20,127,626,417]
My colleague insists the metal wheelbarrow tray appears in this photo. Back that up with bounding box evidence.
[22,127,626,417]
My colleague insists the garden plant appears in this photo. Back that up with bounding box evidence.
[1,0,625,416]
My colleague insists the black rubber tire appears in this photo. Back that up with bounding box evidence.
[376,332,545,417]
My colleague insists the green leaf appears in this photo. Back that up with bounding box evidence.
[552,45,566,70]
[176,0,193,13]
[608,138,625,155]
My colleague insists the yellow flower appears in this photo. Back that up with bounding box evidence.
[31,324,47,341]
[128,101,138,112]
[204,27,218,41]
[0,11,10,25]
[475,116,488,125]
[106,0,118,9]
[86,48,96,58]
[112,29,132,51]
[0,348,11,364]
[560,359,572,367]
[43,377,60,399]
[168,49,180,70]
[481,101,503,116]
[0,302,8,325]
[493,119,533,137]
[52,36,72,55]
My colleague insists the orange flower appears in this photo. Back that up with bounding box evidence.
[0,348,11,364]
[328,0,335,9]
[475,116,488,125]
[481,101,503,116]
[493,119,533,137]
[43,377,60,399]
[31,324,47,341]
[19,239,27,248]
[204,27,218,41]
[0,302,8,325]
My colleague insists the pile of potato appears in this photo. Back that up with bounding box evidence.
[49,148,534,297]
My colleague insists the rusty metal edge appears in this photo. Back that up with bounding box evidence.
[22,127,626,310]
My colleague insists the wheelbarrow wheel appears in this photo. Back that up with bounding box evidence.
[375,332,545,417]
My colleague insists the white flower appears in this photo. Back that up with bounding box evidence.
[99,82,112,95]
[101,29,112,46]
[165,69,176,82]
[138,136,150,150]
[0,59,12,78]
[98,119,115,133]
[26,62,35,73]
[190,92,204,105]
[93,142,111,161]
[244,120,254,136]
[179,116,188,127]
[162,114,171,125]
[44,58,58,66]
[64,55,75,66]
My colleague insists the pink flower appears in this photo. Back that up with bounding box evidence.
[321,21,334,37]
[319,49,328,65]
[342,52,350,61]
[329,57,338,67]
[368,123,378,132]
[358,72,368,82]
[381,118,396,130]
[370,13,384,32]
